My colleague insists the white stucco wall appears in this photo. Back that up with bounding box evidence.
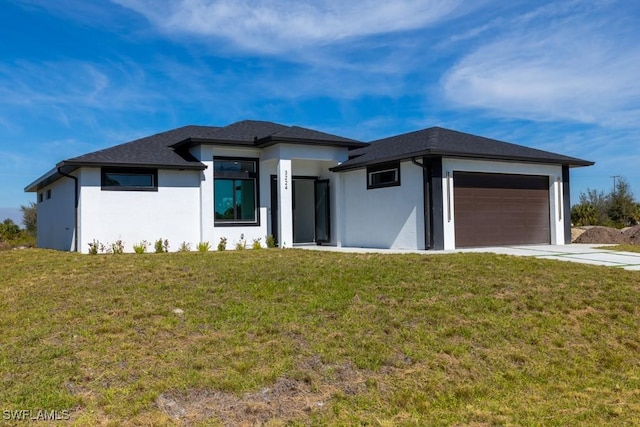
[77,168,201,253]
[340,161,425,249]
[441,158,565,250]
[36,175,76,251]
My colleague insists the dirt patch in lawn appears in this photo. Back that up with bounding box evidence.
[156,355,368,426]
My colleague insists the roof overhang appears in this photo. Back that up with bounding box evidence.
[171,136,367,150]
[330,151,595,172]
[25,160,207,192]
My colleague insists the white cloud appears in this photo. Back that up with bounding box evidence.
[442,1,640,128]
[112,0,465,53]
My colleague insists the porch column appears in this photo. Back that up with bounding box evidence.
[277,159,293,248]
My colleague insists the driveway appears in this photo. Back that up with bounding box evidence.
[458,244,640,271]
[299,244,640,271]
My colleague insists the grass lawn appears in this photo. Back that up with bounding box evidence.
[600,245,640,253]
[1,249,639,426]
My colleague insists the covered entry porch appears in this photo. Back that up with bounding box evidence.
[261,144,347,248]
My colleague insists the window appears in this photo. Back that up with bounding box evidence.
[38,193,43,203]
[46,189,52,200]
[214,157,259,225]
[367,162,400,189]
[101,168,158,191]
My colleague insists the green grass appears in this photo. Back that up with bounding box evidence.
[599,244,640,253]
[1,249,639,425]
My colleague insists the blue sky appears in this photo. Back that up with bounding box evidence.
[2,0,639,225]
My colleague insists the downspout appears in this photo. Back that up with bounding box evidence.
[57,167,79,252]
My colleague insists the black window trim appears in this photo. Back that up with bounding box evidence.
[101,167,158,191]
[214,156,260,227]
[367,161,401,189]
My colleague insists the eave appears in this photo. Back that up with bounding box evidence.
[330,151,595,172]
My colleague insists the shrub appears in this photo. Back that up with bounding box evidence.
[178,241,191,252]
[252,238,262,249]
[110,240,125,255]
[235,240,246,250]
[133,241,149,254]
[266,234,276,248]
[155,238,169,253]
[217,237,227,251]
[0,219,20,241]
[197,242,211,252]
[88,240,100,255]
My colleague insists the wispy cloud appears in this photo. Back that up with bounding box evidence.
[112,0,469,54]
[442,1,640,128]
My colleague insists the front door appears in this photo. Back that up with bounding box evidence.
[270,176,330,245]
[314,179,330,244]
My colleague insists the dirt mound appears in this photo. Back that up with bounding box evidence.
[573,226,630,244]
[623,225,640,243]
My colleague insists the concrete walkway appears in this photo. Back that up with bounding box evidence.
[298,244,640,271]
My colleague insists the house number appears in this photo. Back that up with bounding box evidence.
[284,170,289,190]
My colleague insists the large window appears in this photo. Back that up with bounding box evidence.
[214,157,259,225]
[367,162,400,189]
[101,168,158,191]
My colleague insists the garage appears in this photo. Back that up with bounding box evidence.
[454,172,551,248]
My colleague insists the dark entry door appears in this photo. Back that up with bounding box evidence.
[314,180,330,244]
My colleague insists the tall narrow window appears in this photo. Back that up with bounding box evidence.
[214,157,259,225]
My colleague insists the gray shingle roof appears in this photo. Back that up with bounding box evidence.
[26,120,364,191]
[62,120,363,170]
[333,126,594,171]
[173,120,365,148]
[62,125,217,169]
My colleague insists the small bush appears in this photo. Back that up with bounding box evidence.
[178,241,191,252]
[88,240,100,255]
[197,242,211,252]
[235,240,246,250]
[217,237,227,251]
[110,240,125,255]
[133,241,149,254]
[266,234,276,248]
[252,238,262,250]
[155,238,169,253]
[0,219,20,241]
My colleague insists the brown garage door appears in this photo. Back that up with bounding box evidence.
[454,172,550,248]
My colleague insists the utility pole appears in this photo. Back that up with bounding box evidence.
[611,175,620,193]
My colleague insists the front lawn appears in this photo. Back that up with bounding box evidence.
[599,244,640,253]
[1,249,638,425]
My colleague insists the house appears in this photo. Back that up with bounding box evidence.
[25,120,593,253]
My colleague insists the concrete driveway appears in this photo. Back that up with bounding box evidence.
[458,244,640,271]
[300,244,640,270]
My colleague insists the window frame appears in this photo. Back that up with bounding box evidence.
[367,161,401,189]
[214,156,260,226]
[101,167,158,191]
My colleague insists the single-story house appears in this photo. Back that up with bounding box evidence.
[25,120,593,253]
